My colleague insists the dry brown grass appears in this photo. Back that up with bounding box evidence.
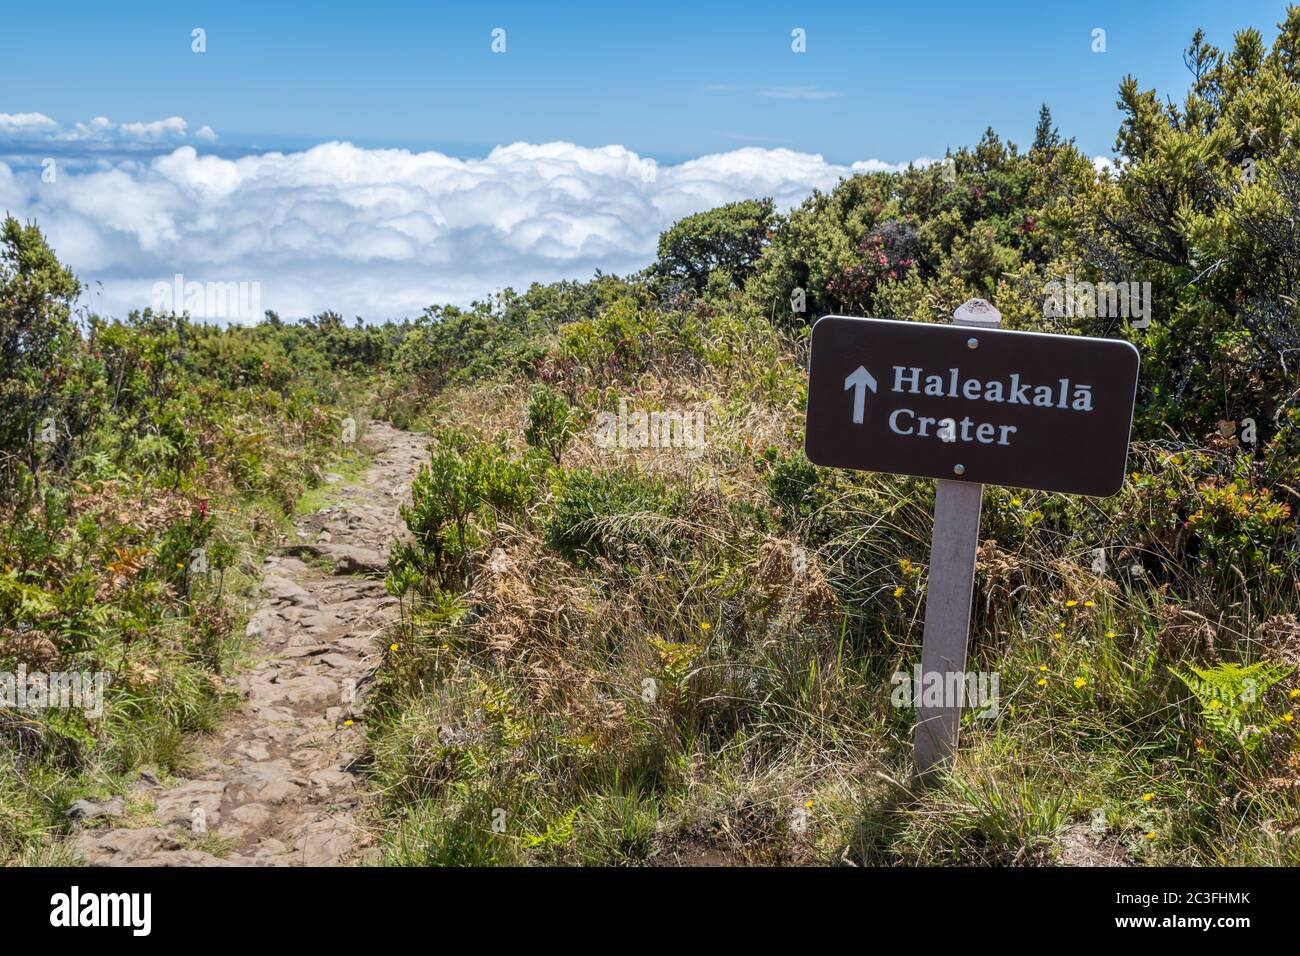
[464,531,627,737]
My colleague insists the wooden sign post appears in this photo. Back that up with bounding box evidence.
[913,300,1000,779]
[803,299,1140,780]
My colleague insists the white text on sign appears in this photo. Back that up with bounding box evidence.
[879,365,1095,447]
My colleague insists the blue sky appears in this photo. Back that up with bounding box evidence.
[4,0,1291,163]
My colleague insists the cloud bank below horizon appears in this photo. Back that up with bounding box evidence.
[2,113,942,321]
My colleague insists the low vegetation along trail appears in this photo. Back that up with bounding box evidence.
[73,422,427,866]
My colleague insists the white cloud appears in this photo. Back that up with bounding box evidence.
[1092,154,1119,176]
[117,117,189,141]
[852,156,939,174]
[0,112,59,134]
[60,116,116,141]
[1,128,932,322]
[0,113,205,144]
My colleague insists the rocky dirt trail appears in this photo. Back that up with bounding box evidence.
[72,422,427,866]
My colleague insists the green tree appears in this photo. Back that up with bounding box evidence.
[0,216,82,493]
[1078,9,1300,437]
[1031,103,1062,154]
[653,198,776,293]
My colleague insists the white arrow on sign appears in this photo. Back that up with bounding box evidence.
[843,365,877,424]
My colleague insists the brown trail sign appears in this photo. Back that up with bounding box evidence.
[805,308,1140,497]
[803,301,1140,779]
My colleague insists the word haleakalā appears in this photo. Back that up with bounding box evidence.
[886,365,1096,447]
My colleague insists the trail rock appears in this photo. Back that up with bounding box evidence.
[223,803,272,838]
[75,828,183,865]
[136,849,233,867]
[153,780,227,830]
[281,542,386,575]
[261,575,319,608]
[66,796,126,821]
[298,819,355,866]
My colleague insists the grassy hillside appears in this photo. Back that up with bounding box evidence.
[3,9,1300,866]
[360,11,1300,865]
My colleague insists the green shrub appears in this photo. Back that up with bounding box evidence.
[524,385,580,465]
[392,432,540,588]
[546,468,675,566]
[760,448,823,524]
